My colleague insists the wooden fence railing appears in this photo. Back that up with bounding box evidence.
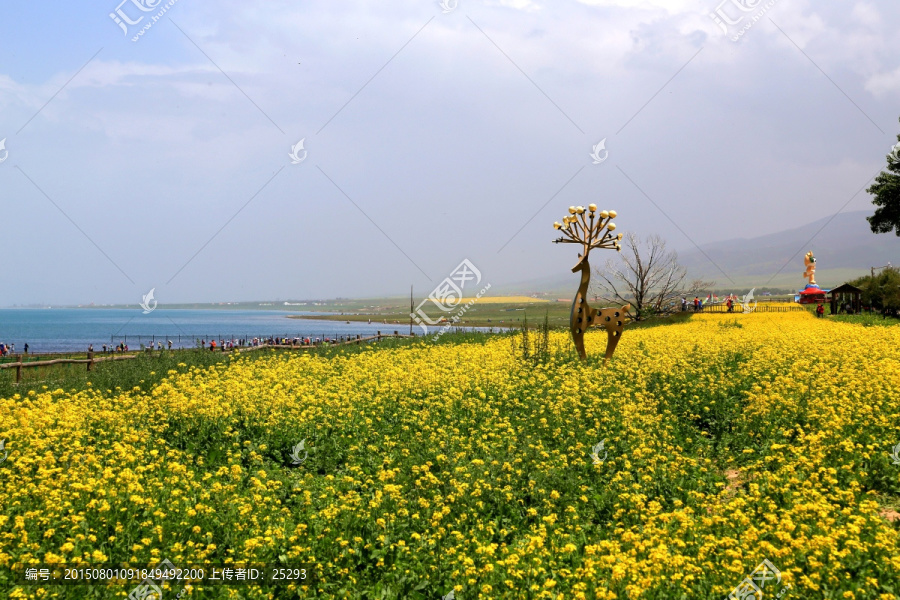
[0,331,414,383]
[686,304,806,313]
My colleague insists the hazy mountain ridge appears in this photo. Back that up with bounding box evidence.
[495,211,899,295]
[679,211,898,284]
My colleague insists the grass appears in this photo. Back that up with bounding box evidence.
[717,318,743,329]
[828,312,900,326]
[450,296,551,304]
[5,311,899,598]
[291,300,576,328]
[290,299,706,330]
[0,348,238,399]
[0,313,693,399]
[0,330,518,399]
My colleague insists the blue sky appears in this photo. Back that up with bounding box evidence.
[1,0,899,305]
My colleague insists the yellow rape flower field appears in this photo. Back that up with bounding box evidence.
[2,312,900,599]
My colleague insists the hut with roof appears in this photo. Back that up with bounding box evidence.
[829,283,862,314]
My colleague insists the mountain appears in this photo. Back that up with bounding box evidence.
[493,211,899,295]
[677,211,899,290]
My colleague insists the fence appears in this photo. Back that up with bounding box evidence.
[0,331,414,383]
[106,331,417,348]
[687,304,806,313]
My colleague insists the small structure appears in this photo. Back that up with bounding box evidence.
[829,283,863,314]
[798,287,827,304]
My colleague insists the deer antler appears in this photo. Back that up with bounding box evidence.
[554,205,622,270]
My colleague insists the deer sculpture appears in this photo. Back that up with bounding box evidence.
[553,205,629,363]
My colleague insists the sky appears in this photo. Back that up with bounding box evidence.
[1,0,899,305]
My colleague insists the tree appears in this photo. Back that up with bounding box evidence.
[867,117,900,236]
[850,268,900,317]
[591,232,712,320]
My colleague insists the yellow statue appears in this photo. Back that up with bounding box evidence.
[803,251,817,286]
[553,205,629,363]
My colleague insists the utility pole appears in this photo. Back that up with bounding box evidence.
[872,262,893,277]
[409,285,413,336]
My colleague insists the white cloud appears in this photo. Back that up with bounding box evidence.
[2,0,899,303]
[489,0,541,12]
[575,0,698,14]
[851,2,881,28]
[487,0,541,11]
[865,66,900,98]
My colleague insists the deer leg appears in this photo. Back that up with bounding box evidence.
[604,329,621,364]
[570,259,595,361]
[572,295,601,362]
[571,293,589,361]
[600,304,629,364]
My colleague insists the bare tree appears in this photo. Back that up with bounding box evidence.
[592,233,712,320]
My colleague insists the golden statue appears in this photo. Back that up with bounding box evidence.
[553,205,629,362]
[803,251,817,285]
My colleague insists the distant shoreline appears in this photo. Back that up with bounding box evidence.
[0,305,328,311]
[0,307,412,354]
[289,314,407,324]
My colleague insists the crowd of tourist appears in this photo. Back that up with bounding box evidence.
[679,293,748,313]
[201,336,350,351]
[0,333,390,358]
[0,342,25,356]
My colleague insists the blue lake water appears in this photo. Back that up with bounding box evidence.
[0,309,415,353]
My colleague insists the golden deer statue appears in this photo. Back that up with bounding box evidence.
[553,205,629,362]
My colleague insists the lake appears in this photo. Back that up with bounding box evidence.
[0,308,414,353]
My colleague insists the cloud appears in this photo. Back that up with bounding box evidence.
[487,0,541,11]
[865,66,900,98]
[1,0,899,304]
[575,0,698,13]
[851,3,881,28]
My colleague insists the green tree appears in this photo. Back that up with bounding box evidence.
[867,117,900,235]
[849,274,877,309]
[850,268,900,316]
[871,268,900,316]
